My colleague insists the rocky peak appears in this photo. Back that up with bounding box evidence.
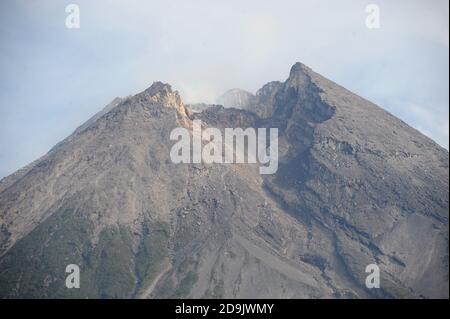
[139,81,190,124]
[142,82,182,108]
[286,62,314,90]
[289,62,311,75]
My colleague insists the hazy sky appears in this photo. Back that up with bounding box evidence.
[0,0,448,178]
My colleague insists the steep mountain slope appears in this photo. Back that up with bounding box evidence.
[0,63,448,298]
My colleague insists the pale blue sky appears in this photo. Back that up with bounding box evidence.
[0,0,448,178]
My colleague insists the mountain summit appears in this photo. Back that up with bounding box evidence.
[0,63,448,298]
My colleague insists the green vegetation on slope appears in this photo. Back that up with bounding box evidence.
[0,210,170,298]
[134,219,170,296]
[0,210,95,298]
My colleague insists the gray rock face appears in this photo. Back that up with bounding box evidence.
[185,103,216,113]
[0,64,448,299]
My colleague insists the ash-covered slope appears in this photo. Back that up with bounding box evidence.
[261,63,449,298]
[0,63,448,299]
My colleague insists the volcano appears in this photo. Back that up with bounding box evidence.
[0,63,448,298]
